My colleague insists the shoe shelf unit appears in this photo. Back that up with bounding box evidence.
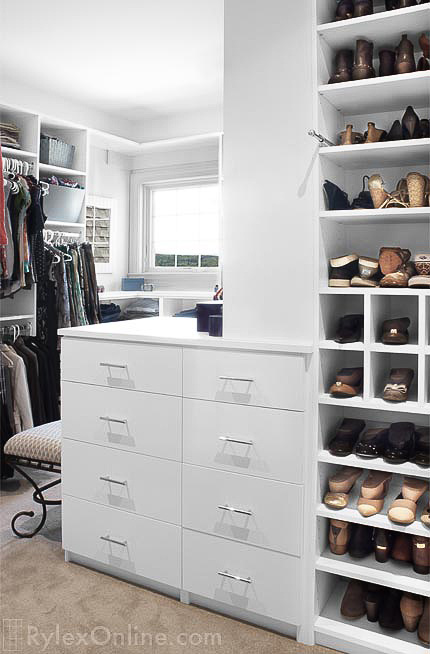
[313,3,429,653]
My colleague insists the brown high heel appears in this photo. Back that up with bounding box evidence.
[402,106,422,140]
[394,34,416,74]
[339,125,364,145]
[364,122,387,143]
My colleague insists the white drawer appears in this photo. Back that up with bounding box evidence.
[182,465,302,556]
[63,440,181,525]
[61,338,182,396]
[183,348,305,410]
[183,530,300,624]
[62,382,182,461]
[183,399,304,483]
[63,496,181,588]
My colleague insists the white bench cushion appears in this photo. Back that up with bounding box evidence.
[4,421,62,465]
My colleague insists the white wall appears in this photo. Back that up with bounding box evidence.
[222,0,315,344]
[133,106,223,143]
[88,147,132,291]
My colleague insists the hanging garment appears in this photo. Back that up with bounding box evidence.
[12,337,46,426]
[0,344,33,432]
[0,148,7,246]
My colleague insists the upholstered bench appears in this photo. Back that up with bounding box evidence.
[4,420,62,538]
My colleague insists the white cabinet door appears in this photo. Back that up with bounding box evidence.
[183,348,305,410]
[63,496,181,588]
[62,382,182,461]
[63,440,181,525]
[183,398,304,483]
[183,529,300,624]
[183,465,302,556]
[62,338,182,396]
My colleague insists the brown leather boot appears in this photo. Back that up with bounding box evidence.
[395,34,416,74]
[412,536,430,575]
[385,0,399,7]
[379,49,396,76]
[364,122,387,143]
[339,124,364,145]
[353,40,376,80]
[336,0,354,20]
[354,0,374,16]
[418,598,430,645]
[420,32,429,59]
[329,50,354,84]
[400,593,424,633]
[399,0,417,6]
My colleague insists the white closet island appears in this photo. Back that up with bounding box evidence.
[59,317,314,642]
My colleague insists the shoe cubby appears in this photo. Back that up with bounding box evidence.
[314,2,429,651]
[319,293,365,344]
[319,349,364,397]
[318,403,429,476]
[370,351,419,402]
[370,293,419,348]
[315,516,429,595]
[314,572,429,654]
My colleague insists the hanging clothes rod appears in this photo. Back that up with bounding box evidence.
[0,321,33,338]
[2,156,34,176]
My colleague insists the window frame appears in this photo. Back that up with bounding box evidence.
[142,176,220,274]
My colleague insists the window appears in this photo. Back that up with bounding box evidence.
[146,180,220,270]
[86,196,115,273]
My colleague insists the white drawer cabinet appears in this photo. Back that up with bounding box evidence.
[62,382,182,461]
[183,398,304,483]
[182,530,300,624]
[63,496,181,588]
[62,338,182,396]
[63,440,181,525]
[183,348,305,410]
[182,465,302,556]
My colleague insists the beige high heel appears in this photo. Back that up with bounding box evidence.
[339,124,364,146]
[368,174,389,209]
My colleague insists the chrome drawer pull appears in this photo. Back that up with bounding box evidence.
[99,476,127,486]
[218,570,252,584]
[99,362,127,369]
[100,535,127,547]
[218,504,253,516]
[219,376,254,383]
[99,416,127,425]
[219,436,253,446]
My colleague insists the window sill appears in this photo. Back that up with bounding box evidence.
[131,270,219,277]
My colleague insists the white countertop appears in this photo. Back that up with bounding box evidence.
[59,317,314,354]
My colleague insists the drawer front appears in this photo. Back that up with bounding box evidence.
[183,399,304,483]
[62,338,182,396]
[183,530,300,624]
[183,348,305,410]
[62,382,182,461]
[63,440,181,525]
[182,465,302,556]
[63,496,181,588]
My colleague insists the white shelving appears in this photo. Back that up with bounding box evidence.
[318,449,429,480]
[316,549,430,597]
[38,162,86,177]
[316,580,426,654]
[320,208,430,225]
[319,139,430,169]
[314,2,430,652]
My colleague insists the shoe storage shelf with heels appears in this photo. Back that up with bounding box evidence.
[313,2,429,653]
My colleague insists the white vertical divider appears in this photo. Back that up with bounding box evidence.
[363,293,372,401]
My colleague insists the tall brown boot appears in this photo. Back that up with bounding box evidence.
[395,34,416,74]
[364,122,387,143]
[339,124,364,145]
[354,0,374,16]
[329,50,354,84]
[379,49,396,76]
[352,40,376,80]
[420,33,429,59]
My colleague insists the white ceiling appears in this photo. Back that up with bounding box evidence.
[0,0,223,126]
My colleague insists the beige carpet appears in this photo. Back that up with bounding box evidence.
[0,472,338,654]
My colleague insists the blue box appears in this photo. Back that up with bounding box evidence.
[121,277,145,291]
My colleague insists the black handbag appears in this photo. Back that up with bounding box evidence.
[351,176,374,210]
[323,180,351,210]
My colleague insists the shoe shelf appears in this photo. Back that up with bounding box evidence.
[316,472,429,538]
[316,549,430,597]
[319,394,429,415]
[319,138,430,169]
[315,579,426,654]
[318,449,429,480]
[319,72,430,114]
[320,287,430,295]
[317,3,429,50]
[320,208,430,225]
